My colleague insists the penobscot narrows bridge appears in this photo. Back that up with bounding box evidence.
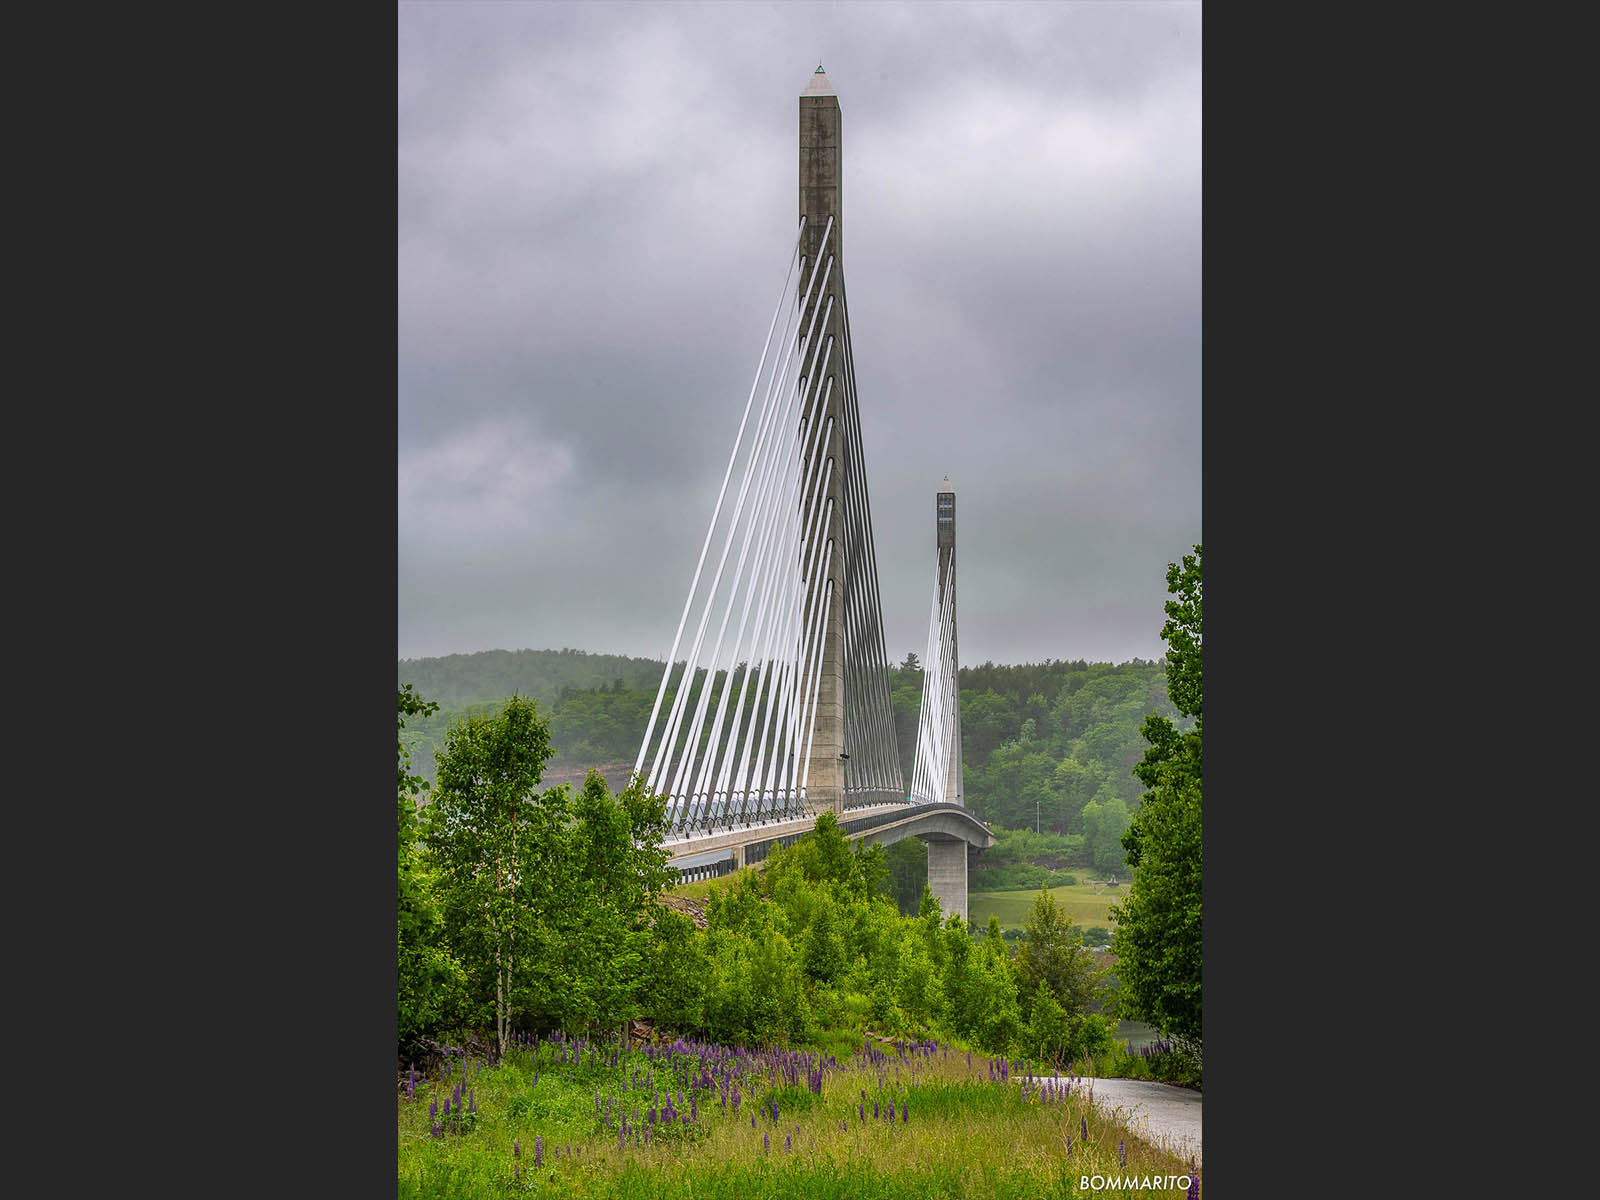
[633,69,993,919]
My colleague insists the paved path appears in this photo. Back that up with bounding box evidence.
[1030,1077,1202,1165]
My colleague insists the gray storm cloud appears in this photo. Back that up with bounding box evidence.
[399,1,1201,667]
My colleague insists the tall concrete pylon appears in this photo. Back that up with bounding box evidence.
[936,475,962,806]
[800,66,846,816]
[925,474,968,921]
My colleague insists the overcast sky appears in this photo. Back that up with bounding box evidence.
[399,1,1200,669]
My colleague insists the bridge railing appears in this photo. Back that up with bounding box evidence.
[729,802,986,867]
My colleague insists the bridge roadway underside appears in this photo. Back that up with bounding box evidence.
[664,802,996,922]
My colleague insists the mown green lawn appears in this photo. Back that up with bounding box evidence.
[967,879,1124,933]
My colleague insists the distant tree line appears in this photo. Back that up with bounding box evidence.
[400,651,1186,878]
[398,647,666,710]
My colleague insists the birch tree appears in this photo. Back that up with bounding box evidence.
[425,694,561,1059]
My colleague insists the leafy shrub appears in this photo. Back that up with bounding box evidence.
[1067,1012,1115,1061]
[969,863,1051,891]
[969,864,1081,892]
[872,977,903,1021]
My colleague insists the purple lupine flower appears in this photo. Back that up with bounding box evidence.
[514,1165,520,1183]
[1081,1115,1088,1142]
[1118,1140,1126,1166]
[1187,1168,1200,1199]
[763,1131,770,1153]
[887,1100,895,1121]
[429,1097,438,1121]
[535,1135,542,1167]
[784,1134,791,1152]
[859,1102,864,1120]
[513,1139,520,1158]
[691,1095,698,1121]
[902,1101,908,1124]
[873,1100,879,1118]
[1064,1137,1072,1156]
[751,1114,756,1129]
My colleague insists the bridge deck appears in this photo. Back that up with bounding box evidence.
[666,802,994,883]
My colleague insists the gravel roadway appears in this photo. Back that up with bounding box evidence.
[1028,1076,1202,1166]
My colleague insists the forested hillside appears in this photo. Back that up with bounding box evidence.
[399,649,1187,871]
[397,647,665,709]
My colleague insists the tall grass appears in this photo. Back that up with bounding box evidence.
[399,1034,1197,1198]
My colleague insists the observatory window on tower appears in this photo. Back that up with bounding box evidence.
[937,495,954,543]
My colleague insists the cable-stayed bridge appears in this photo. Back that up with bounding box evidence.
[633,68,992,919]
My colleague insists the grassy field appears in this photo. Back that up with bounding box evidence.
[967,878,1125,934]
[399,1034,1196,1198]
[673,874,1122,934]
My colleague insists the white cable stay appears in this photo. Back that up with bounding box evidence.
[635,220,903,833]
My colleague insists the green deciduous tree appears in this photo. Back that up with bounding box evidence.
[1013,886,1104,1021]
[1112,545,1202,1055]
[1081,794,1131,875]
[426,697,677,1054]
[939,912,1021,1052]
[884,838,928,914]
[646,907,708,1034]
[425,694,559,1058]
[850,838,889,901]
[1025,981,1071,1067]
[800,896,847,984]
[398,686,468,1049]
[539,770,675,1037]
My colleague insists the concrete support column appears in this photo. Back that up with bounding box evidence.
[937,480,961,806]
[924,836,968,924]
[800,67,846,816]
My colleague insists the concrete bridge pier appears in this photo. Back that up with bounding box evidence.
[924,835,969,923]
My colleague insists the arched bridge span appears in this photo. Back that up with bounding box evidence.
[667,802,994,921]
